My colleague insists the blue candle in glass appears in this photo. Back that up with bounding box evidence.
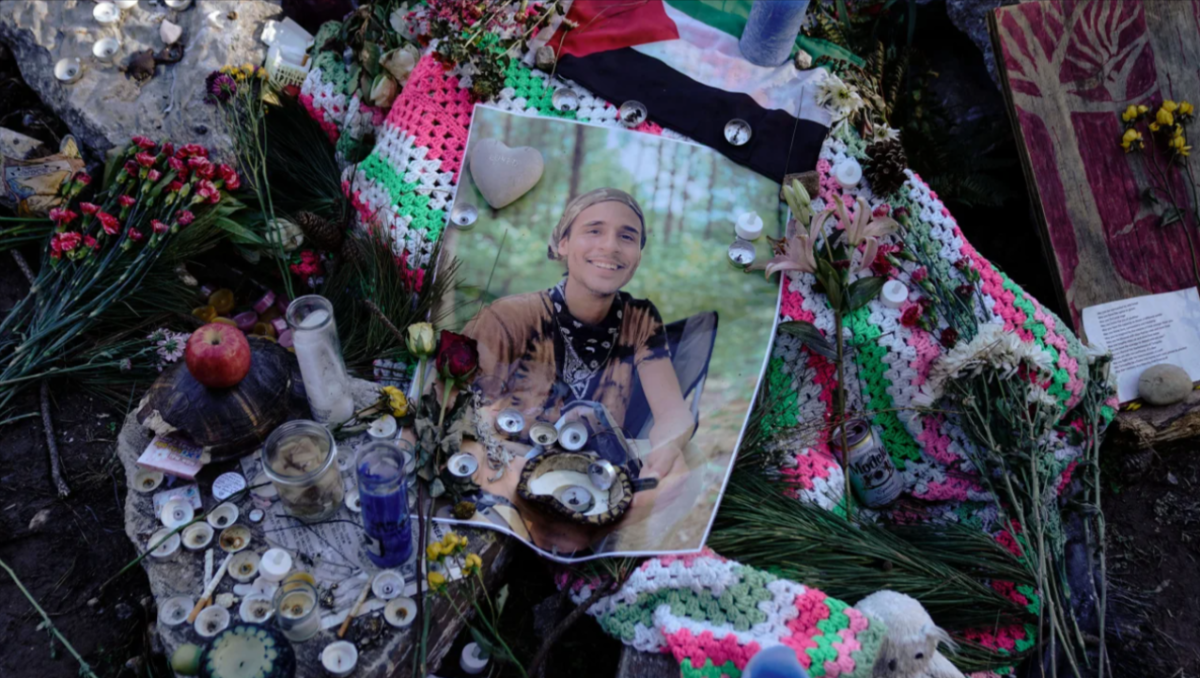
[738,0,811,67]
[743,645,810,678]
[355,440,414,567]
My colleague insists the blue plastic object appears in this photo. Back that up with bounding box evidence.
[738,0,811,67]
[743,645,810,678]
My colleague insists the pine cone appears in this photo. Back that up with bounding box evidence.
[338,234,368,271]
[864,139,908,197]
[295,211,344,252]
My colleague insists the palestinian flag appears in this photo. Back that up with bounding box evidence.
[538,0,831,182]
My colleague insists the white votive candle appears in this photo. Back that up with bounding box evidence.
[321,641,358,677]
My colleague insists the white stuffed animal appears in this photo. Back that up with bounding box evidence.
[854,591,966,678]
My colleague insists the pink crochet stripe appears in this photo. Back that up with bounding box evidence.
[918,477,972,502]
[782,588,831,669]
[824,607,869,677]
[655,549,719,568]
[780,283,838,457]
[908,326,941,388]
[384,56,474,180]
[665,628,759,671]
[299,93,341,143]
[917,414,956,466]
[781,448,837,491]
[1057,460,1078,495]
[348,188,377,227]
[1032,306,1084,406]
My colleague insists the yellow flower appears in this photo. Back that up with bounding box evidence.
[463,553,482,576]
[1157,108,1175,127]
[426,542,444,560]
[1121,104,1141,122]
[381,385,407,417]
[242,63,255,77]
[427,571,446,590]
[1162,100,1179,114]
[1149,121,1161,133]
[1181,101,1195,122]
[405,322,436,358]
[257,67,268,80]
[1170,133,1191,157]
[1139,104,1149,115]
[1120,128,1143,153]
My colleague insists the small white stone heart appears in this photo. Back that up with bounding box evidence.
[160,19,183,46]
[468,138,544,209]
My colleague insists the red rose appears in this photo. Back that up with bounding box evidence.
[161,142,174,157]
[98,212,120,235]
[900,305,921,329]
[127,227,144,242]
[124,160,140,176]
[148,169,162,182]
[168,157,186,173]
[177,210,195,226]
[132,135,156,150]
[58,231,81,252]
[436,330,479,381]
[84,234,99,250]
[939,327,959,348]
[135,152,157,168]
[167,180,185,193]
[152,219,169,234]
[218,164,240,190]
[80,202,99,216]
[119,195,136,208]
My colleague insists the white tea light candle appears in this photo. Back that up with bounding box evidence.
[321,641,358,678]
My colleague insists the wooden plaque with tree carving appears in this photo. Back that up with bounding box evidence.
[989,0,1200,331]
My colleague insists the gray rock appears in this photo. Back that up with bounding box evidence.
[0,0,282,157]
[1138,364,1193,406]
[945,0,1019,87]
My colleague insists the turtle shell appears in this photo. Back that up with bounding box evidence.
[199,623,295,678]
[137,337,306,461]
[516,451,633,527]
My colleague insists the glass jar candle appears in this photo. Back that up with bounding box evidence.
[262,420,345,522]
[273,579,321,642]
[286,295,355,425]
[355,440,414,567]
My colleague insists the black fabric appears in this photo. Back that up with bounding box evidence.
[557,48,828,181]
[623,311,718,440]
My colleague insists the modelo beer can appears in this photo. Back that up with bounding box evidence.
[831,419,901,508]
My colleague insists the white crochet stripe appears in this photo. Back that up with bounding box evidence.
[651,577,809,652]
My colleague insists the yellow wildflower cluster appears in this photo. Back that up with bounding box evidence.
[1120,100,1195,157]
[219,62,267,81]
[426,531,468,561]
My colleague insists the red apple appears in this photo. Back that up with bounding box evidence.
[185,323,251,388]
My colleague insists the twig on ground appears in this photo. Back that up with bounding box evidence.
[0,558,100,678]
[362,298,408,346]
[40,381,69,498]
[528,577,614,678]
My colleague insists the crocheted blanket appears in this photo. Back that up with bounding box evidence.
[300,27,1114,676]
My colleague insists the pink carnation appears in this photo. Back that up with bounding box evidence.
[148,169,162,182]
[131,135,156,150]
[218,164,240,191]
[176,210,195,226]
[80,202,99,216]
[127,227,144,243]
[58,231,82,252]
[911,266,928,283]
[152,219,169,234]
[98,212,120,235]
[119,195,136,208]
[49,207,78,224]
[135,152,157,168]
[84,234,99,250]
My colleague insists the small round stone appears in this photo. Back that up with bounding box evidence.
[552,88,580,113]
[794,49,814,70]
[728,238,756,266]
[1138,364,1192,406]
[618,101,647,128]
[535,45,556,72]
[450,202,478,229]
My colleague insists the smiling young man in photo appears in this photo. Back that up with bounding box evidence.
[458,187,696,553]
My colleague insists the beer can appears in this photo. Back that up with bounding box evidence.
[830,419,901,508]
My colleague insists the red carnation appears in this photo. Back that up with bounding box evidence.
[148,169,162,182]
[98,211,120,235]
[135,152,157,168]
[178,144,208,159]
[900,305,922,329]
[49,235,63,260]
[869,255,893,278]
[436,330,479,381]
[127,227,144,242]
[119,195,136,208]
[58,231,81,252]
[939,327,960,349]
[955,284,974,299]
[911,266,928,283]
[84,234,99,250]
[132,135,156,150]
[124,160,139,176]
[218,164,240,190]
[49,207,78,224]
[80,202,100,216]
[168,157,186,173]
[152,219,169,234]
[74,173,91,186]
[196,179,220,204]
[161,142,174,157]
[177,210,195,226]
[188,156,215,180]
[167,180,185,193]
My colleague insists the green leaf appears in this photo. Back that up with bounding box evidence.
[469,627,496,658]
[846,276,886,311]
[779,321,838,361]
[214,217,266,245]
[817,259,843,311]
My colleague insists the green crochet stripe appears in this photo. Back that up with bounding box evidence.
[761,357,803,437]
[503,59,579,119]
[682,658,741,678]
[1002,273,1071,406]
[844,305,922,469]
[312,50,351,95]
[357,152,448,242]
[593,565,778,642]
